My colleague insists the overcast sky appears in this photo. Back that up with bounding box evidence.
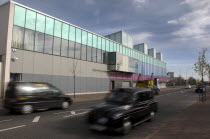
[11,0,210,80]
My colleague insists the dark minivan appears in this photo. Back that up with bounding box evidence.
[4,82,72,114]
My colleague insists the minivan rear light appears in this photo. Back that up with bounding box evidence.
[16,98,28,101]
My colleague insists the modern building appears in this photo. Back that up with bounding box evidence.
[167,72,175,82]
[0,1,167,98]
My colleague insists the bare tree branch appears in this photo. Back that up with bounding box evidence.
[194,48,208,84]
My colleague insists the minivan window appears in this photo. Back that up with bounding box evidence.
[16,83,50,94]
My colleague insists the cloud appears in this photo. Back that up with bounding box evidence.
[133,32,153,44]
[168,0,210,41]
[132,0,147,8]
[168,20,178,24]
[84,0,95,5]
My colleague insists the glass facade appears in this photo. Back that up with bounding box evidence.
[12,4,167,77]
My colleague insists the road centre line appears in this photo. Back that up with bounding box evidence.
[0,125,26,132]
[53,109,90,115]
[0,119,12,123]
[63,111,89,118]
[32,116,40,123]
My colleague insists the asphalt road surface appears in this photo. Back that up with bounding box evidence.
[0,88,199,139]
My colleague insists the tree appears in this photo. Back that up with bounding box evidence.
[188,76,196,85]
[206,64,210,83]
[175,76,185,85]
[71,59,79,98]
[194,48,208,85]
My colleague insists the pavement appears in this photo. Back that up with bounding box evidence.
[152,88,210,139]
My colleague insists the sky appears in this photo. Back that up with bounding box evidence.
[7,0,210,80]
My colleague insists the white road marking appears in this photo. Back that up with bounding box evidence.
[32,116,40,123]
[0,119,12,123]
[64,111,89,118]
[0,125,26,132]
[53,110,72,115]
[70,111,75,115]
[53,109,90,115]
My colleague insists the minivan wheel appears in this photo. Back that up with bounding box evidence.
[20,105,33,115]
[121,120,132,135]
[61,101,69,110]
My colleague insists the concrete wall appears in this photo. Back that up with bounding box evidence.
[22,74,109,94]
[10,50,110,94]
[0,2,14,98]
[109,53,129,72]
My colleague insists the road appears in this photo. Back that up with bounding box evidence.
[0,88,199,139]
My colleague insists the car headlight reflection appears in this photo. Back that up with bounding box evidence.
[113,113,123,119]
[98,118,108,124]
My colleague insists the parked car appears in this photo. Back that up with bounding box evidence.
[195,85,206,93]
[87,87,158,135]
[185,84,191,89]
[4,82,72,114]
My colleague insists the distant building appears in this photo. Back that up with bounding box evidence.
[167,72,174,80]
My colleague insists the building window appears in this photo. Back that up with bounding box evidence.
[36,13,45,33]
[106,40,110,52]
[101,38,106,51]
[53,37,61,55]
[68,41,75,58]
[88,33,92,47]
[35,32,44,52]
[97,37,102,50]
[45,17,54,36]
[76,28,81,44]
[61,39,68,57]
[92,47,97,62]
[87,45,92,61]
[93,34,97,48]
[54,20,62,38]
[24,29,35,51]
[25,9,36,30]
[113,43,116,52]
[75,43,81,59]
[62,23,69,40]
[82,30,87,45]
[44,34,53,54]
[14,5,26,27]
[69,26,75,42]
[12,26,24,49]
[81,44,87,60]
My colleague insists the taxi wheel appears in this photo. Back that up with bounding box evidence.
[20,105,33,115]
[121,120,132,135]
[9,108,17,114]
[61,101,69,110]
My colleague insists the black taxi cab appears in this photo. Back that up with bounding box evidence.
[4,82,72,114]
[87,87,158,135]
